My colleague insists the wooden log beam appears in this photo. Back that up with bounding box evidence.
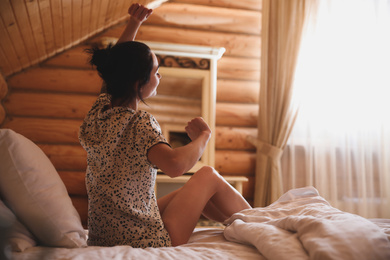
[146,3,261,35]
[215,126,257,150]
[2,116,196,145]
[3,110,258,145]
[58,171,87,196]
[47,23,261,67]
[12,141,256,181]
[217,79,259,104]
[101,25,261,58]
[7,67,102,94]
[43,47,260,82]
[215,150,256,176]
[38,144,87,171]
[5,92,201,119]
[4,92,96,119]
[2,117,82,144]
[218,56,260,81]
[216,103,258,127]
[169,0,262,11]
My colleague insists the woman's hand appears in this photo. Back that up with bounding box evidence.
[185,117,211,141]
[128,3,153,24]
[116,3,152,44]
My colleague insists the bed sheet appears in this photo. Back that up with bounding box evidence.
[11,228,262,260]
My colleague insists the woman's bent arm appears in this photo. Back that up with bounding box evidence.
[147,117,211,177]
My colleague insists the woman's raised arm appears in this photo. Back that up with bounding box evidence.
[116,3,153,44]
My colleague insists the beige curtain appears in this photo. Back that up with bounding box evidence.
[254,0,312,207]
[282,0,390,218]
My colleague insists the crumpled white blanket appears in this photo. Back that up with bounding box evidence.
[223,186,390,260]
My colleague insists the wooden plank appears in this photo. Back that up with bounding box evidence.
[7,67,102,94]
[0,42,14,76]
[72,0,82,44]
[170,0,262,11]
[215,150,256,175]
[25,0,48,60]
[0,0,30,68]
[215,126,257,150]
[216,102,258,127]
[9,0,40,65]
[50,0,64,52]
[3,117,82,144]
[146,3,261,35]
[81,0,92,39]
[39,0,56,56]
[89,0,102,36]
[103,0,118,27]
[102,24,261,58]
[61,0,73,48]
[96,0,110,31]
[0,8,22,74]
[217,79,259,104]
[113,0,128,19]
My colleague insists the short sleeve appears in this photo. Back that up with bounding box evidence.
[136,112,169,168]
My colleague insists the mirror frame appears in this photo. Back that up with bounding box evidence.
[145,41,225,171]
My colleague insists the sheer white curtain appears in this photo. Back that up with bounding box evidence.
[282,0,390,218]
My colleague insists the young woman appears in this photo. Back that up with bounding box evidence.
[79,3,251,248]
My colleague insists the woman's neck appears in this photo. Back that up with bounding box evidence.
[110,97,139,111]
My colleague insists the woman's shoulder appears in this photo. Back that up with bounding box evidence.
[134,110,161,130]
[88,93,110,113]
[136,110,155,120]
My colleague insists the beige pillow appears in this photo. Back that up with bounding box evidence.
[0,129,86,248]
[0,200,36,252]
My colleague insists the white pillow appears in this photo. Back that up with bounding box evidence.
[0,200,36,252]
[0,129,87,248]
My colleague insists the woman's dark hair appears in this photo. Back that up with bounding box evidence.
[86,41,153,106]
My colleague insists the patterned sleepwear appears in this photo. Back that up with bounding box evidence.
[79,93,171,248]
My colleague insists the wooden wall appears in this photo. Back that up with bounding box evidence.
[1,0,261,221]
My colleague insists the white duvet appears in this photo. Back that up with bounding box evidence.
[224,186,390,260]
[12,187,390,260]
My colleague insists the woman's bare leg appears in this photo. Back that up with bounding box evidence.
[159,166,251,246]
[201,200,229,223]
[159,188,227,223]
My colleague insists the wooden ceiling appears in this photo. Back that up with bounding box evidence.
[0,0,166,78]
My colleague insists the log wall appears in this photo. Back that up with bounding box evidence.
[1,0,261,216]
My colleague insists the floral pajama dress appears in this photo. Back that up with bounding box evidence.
[79,94,171,248]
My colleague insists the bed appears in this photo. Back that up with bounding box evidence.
[1,128,390,260]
